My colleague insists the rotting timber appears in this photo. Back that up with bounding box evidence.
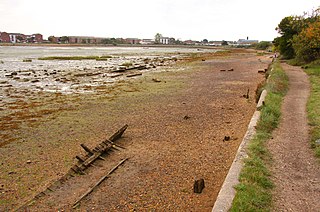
[71,124,128,174]
[17,125,128,210]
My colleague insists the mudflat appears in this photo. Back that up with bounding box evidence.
[0,49,271,210]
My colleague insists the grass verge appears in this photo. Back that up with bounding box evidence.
[230,61,288,211]
[304,63,320,158]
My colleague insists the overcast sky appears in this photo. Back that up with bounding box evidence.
[0,0,319,41]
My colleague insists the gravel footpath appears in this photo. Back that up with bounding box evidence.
[268,63,320,211]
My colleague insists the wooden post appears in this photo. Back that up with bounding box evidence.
[80,144,93,155]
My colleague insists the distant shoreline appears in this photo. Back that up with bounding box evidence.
[0,42,222,50]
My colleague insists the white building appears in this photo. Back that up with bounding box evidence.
[159,37,170,45]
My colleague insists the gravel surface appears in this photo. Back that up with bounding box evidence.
[0,50,270,211]
[268,63,320,211]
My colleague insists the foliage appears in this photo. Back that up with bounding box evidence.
[221,40,228,46]
[60,36,69,43]
[255,41,272,50]
[231,62,288,211]
[293,21,320,63]
[48,36,55,43]
[101,38,127,45]
[273,7,320,62]
[121,62,133,67]
[154,33,162,44]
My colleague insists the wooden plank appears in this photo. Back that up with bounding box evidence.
[108,124,128,142]
[73,158,129,208]
[80,144,93,155]
[126,73,142,78]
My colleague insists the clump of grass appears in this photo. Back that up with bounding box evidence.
[305,64,320,157]
[230,61,288,211]
[23,59,32,62]
[38,55,112,60]
[121,62,133,67]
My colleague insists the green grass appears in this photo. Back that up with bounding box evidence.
[121,62,133,67]
[305,64,320,158]
[230,61,288,212]
[38,55,112,60]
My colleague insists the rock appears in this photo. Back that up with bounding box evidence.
[152,78,161,83]
[220,69,226,72]
[228,68,234,71]
[26,160,32,164]
[223,136,231,141]
[183,115,191,120]
[31,79,40,83]
[194,178,205,193]
[315,139,320,145]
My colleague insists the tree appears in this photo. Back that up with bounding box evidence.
[60,36,69,43]
[274,16,302,59]
[48,36,55,43]
[293,21,320,63]
[274,7,320,59]
[16,35,24,43]
[221,40,228,45]
[256,41,272,50]
[202,39,208,44]
[155,33,162,44]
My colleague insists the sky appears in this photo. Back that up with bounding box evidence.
[0,0,319,41]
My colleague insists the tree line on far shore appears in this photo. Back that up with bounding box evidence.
[273,7,320,64]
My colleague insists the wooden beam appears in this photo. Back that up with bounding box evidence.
[73,158,129,208]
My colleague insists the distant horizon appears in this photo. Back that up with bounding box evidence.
[1,0,319,42]
[0,30,271,42]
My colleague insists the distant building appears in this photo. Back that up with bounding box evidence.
[32,33,43,43]
[237,38,259,45]
[68,36,104,44]
[208,41,223,46]
[159,37,169,44]
[0,32,10,43]
[125,38,140,44]
[183,40,198,45]
[0,32,43,43]
[140,39,154,45]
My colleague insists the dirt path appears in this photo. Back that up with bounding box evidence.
[268,63,320,211]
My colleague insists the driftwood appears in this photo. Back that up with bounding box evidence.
[110,73,123,78]
[16,125,128,211]
[194,178,205,193]
[152,78,161,83]
[113,65,148,73]
[127,73,142,78]
[243,89,250,99]
[71,125,128,174]
[73,158,129,208]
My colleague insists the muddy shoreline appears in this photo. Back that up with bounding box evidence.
[0,49,271,210]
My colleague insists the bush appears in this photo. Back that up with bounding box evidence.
[293,21,320,63]
[256,41,272,50]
